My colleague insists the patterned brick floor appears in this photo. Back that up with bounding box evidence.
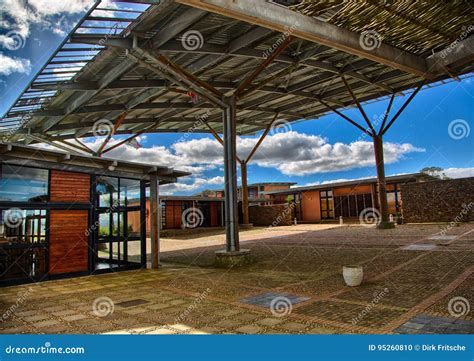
[0,223,472,334]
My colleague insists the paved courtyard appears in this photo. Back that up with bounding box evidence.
[1,224,473,334]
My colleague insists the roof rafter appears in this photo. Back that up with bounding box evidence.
[176,0,433,78]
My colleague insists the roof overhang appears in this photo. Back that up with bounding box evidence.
[1,0,472,146]
[0,143,189,183]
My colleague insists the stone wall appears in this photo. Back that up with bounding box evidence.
[401,177,474,223]
[249,204,293,226]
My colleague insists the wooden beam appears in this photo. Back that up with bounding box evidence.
[378,93,395,136]
[318,98,372,136]
[177,0,432,78]
[341,75,376,134]
[97,112,128,155]
[204,122,243,164]
[245,112,278,163]
[381,82,424,135]
[427,36,474,75]
[102,123,157,154]
[235,35,293,96]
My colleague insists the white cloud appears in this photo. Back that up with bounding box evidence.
[160,176,224,195]
[0,52,31,75]
[167,131,424,176]
[442,167,474,179]
[241,132,424,175]
[0,0,92,42]
[92,132,424,177]
[37,131,425,195]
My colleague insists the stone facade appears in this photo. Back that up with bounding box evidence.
[401,177,474,223]
[249,204,293,226]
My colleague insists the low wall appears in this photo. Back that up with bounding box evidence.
[249,204,293,226]
[401,177,474,223]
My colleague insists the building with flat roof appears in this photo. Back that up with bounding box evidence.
[0,143,188,285]
[266,173,434,223]
[197,182,296,201]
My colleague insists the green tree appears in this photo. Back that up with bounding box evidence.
[420,167,450,179]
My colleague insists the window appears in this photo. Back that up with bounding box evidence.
[96,176,118,208]
[0,209,47,245]
[120,178,141,207]
[127,211,141,238]
[0,165,48,202]
[0,209,48,281]
[320,190,334,219]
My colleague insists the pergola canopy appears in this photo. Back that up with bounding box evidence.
[1,0,473,145]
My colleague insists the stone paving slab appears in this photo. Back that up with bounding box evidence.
[395,314,474,334]
[240,292,310,308]
[401,244,437,251]
[427,235,457,241]
[116,299,150,308]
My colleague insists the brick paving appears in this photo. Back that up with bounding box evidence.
[0,223,472,334]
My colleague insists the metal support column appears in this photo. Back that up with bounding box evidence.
[149,173,160,268]
[240,161,249,225]
[373,134,389,226]
[222,95,240,252]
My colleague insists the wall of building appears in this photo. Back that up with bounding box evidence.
[155,200,223,230]
[401,178,474,223]
[301,190,321,222]
[210,201,220,227]
[249,204,293,226]
[333,184,372,196]
[261,185,292,198]
[49,210,89,275]
[49,170,90,275]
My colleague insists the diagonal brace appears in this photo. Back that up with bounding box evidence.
[97,112,128,156]
[102,122,159,155]
[381,82,425,135]
[204,122,242,164]
[129,48,226,108]
[235,36,293,97]
[318,98,373,136]
[378,93,396,136]
[341,75,376,134]
[245,113,279,163]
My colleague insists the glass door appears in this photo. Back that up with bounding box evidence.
[94,176,144,271]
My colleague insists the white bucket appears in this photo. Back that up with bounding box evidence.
[343,265,363,287]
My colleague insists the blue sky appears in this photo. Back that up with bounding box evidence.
[1,1,473,195]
